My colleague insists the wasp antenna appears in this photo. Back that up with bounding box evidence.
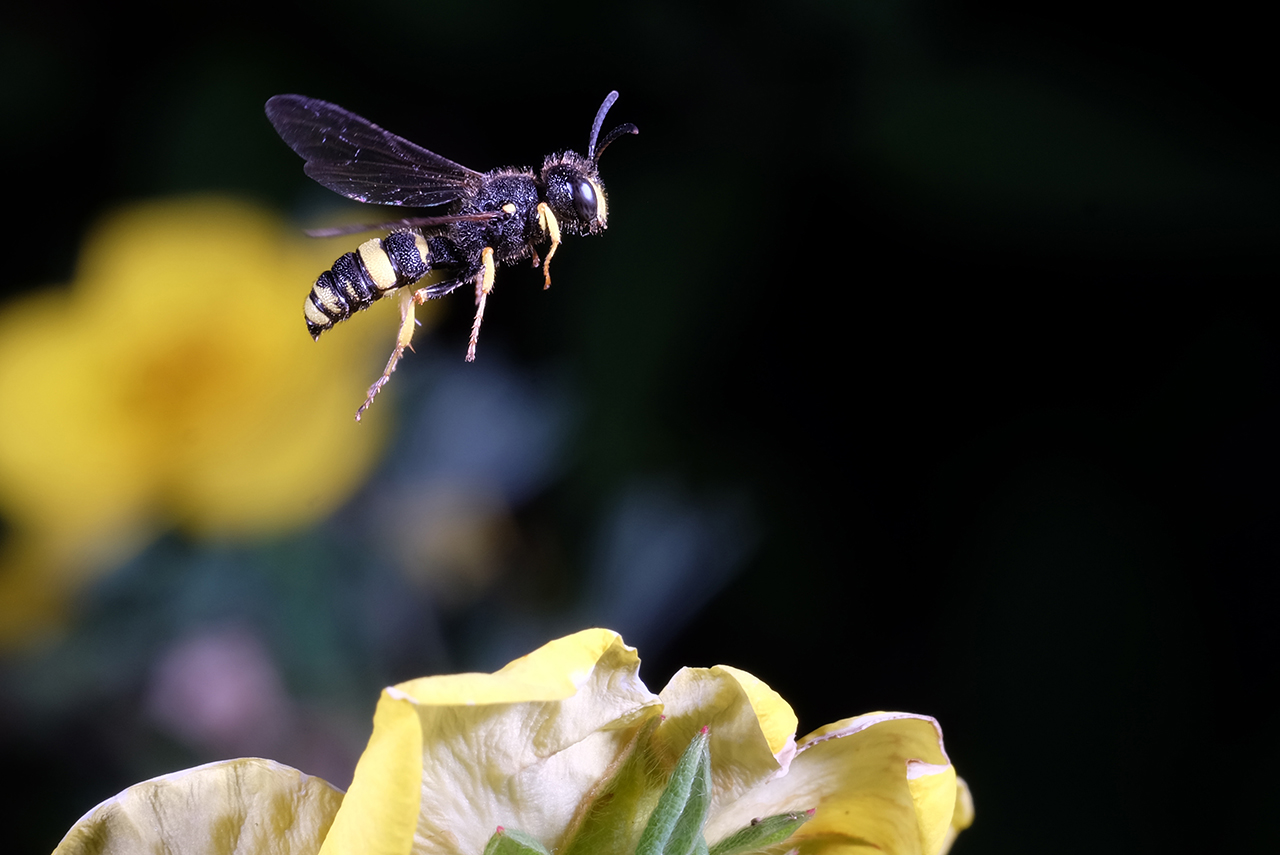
[588,91,621,160]
[593,122,639,163]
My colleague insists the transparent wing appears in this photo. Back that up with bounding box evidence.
[416,276,470,299]
[266,94,482,207]
[303,213,501,238]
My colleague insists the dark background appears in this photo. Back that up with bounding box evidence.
[3,1,1278,852]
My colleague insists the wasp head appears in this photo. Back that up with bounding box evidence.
[541,152,608,236]
[539,91,638,237]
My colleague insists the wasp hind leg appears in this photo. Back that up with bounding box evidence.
[355,288,420,422]
[466,247,496,362]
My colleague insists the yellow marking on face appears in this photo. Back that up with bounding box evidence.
[358,238,398,292]
[501,202,517,214]
[313,283,346,314]
[304,297,331,327]
[413,233,431,267]
[591,179,607,223]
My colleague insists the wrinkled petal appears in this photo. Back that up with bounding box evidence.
[704,712,956,855]
[657,666,798,822]
[713,666,797,761]
[320,629,662,855]
[53,758,343,855]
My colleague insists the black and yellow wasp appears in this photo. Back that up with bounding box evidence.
[265,92,637,419]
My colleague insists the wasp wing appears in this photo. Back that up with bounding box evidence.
[416,276,471,300]
[304,213,502,238]
[265,94,482,207]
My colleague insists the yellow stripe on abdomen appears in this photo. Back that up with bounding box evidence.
[358,239,399,292]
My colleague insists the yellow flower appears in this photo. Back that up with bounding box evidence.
[55,629,971,855]
[0,197,406,646]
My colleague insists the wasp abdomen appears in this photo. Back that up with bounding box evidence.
[304,231,433,339]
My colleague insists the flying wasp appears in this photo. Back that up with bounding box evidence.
[265,91,637,419]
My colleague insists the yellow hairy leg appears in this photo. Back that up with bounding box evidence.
[355,288,418,421]
[466,247,496,362]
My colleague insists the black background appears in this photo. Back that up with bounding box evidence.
[3,1,1278,852]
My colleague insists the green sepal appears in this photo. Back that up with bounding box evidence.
[708,810,813,855]
[663,730,712,855]
[483,826,552,855]
[635,727,712,855]
[560,717,667,855]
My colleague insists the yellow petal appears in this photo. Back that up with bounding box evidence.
[320,629,661,855]
[906,760,957,855]
[53,758,343,855]
[656,666,798,823]
[704,712,956,855]
[714,665,798,759]
[935,776,974,855]
[318,688,424,855]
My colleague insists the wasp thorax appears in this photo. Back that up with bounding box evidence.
[541,153,607,234]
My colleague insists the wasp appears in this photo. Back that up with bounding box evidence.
[265,91,637,419]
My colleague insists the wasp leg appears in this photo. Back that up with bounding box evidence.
[536,202,561,290]
[355,288,418,422]
[466,247,496,362]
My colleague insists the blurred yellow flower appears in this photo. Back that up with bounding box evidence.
[56,630,972,855]
[0,197,408,646]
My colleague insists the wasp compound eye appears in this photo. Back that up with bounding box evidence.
[573,180,597,222]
